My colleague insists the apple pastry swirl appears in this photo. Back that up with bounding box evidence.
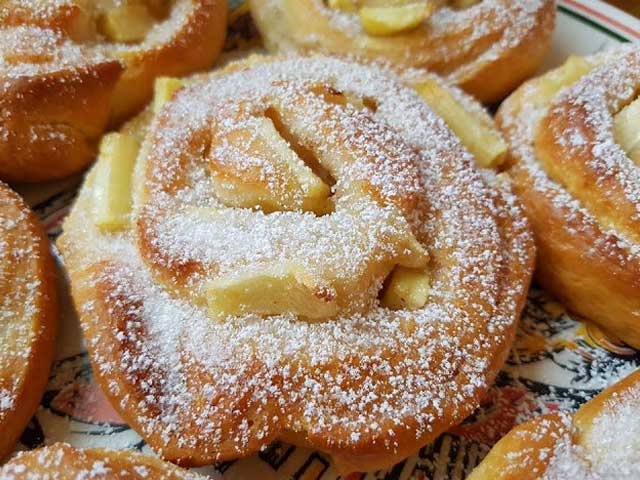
[0,0,227,182]
[248,0,555,103]
[497,46,640,350]
[59,56,534,473]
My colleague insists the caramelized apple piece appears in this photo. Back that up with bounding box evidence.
[614,97,640,165]
[210,117,332,214]
[93,133,140,230]
[359,2,434,36]
[207,264,339,321]
[99,3,155,43]
[153,77,184,113]
[531,55,593,108]
[416,79,507,168]
[381,266,430,310]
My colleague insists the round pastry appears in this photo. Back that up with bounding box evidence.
[0,443,204,479]
[248,0,556,103]
[0,0,227,183]
[468,369,640,479]
[0,182,57,461]
[497,46,640,350]
[58,56,534,473]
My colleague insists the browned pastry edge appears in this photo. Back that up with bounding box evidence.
[0,58,123,183]
[107,0,228,125]
[496,49,640,349]
[0,182,58,461]
[248,0,556,103]
[455,1,555,103]
[509,160,640,347]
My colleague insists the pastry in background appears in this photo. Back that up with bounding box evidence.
[0,182,57,461]
[0,0,227,182]
[497,46,640,349]
[248,0,555,103]
[468,369,640,479]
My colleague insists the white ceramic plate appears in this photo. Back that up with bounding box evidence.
[12,2,640,480]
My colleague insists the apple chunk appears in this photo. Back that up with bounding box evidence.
[416,79,507,168]
[531,55,593,108]
[209,116,332,215]
[153,76,184,113]
[93,133,140,231]
[99,3,155,43]
[381,266,430,310]
[207,264,339,321]
[614,97,640,165]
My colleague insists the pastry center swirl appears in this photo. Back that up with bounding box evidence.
[137,79,431,322]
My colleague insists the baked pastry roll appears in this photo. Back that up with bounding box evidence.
[0,0,227,182]
[0,443,203,478]
[0,182,57,461]
[248,0,555,103]
[59,56,534,473]
[497,46,640,350]
[468,369,640,479]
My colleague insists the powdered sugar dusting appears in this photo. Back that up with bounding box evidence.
[545,48,640,242]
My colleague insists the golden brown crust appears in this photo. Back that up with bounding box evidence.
[0,0,227,183]
[468,369,640,479]
[0,443,203,479]
[0,36,123,182]
[248,0,555,103]
[497,46,640,350]
[59,56,534,473]
[0,182,57,461]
